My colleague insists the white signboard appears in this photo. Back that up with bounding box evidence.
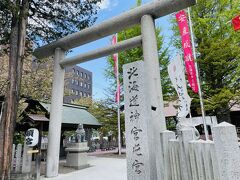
[123,61,153,180]
[25,128,39,147]
[168,54,191,117]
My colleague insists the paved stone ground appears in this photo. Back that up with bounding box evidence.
[40,150,127,180]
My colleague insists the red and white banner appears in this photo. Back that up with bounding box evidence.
[112,34,120,103]
[112,34,118,76]
[232,14,240,31]
[168,54,191,117]
[176,10,198,93]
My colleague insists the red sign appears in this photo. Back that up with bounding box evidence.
[176,10,198,93]
[112,34,120,103]
[232,15,240,31]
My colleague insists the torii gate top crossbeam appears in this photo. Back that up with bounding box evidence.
[34,0,195,59]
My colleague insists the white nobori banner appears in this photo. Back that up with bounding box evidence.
[168,54,191,117]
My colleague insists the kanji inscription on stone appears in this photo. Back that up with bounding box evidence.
[123,61,152,180]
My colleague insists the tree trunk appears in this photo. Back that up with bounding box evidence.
[0,1,29,179]
[0,14,19,180]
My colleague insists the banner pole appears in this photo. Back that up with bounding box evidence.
[115,33,122,155]
[187,7,209,140]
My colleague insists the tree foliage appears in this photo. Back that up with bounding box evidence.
[105,14,174,101]
[0,52,54,99]
[0,0,101,47]
[73,97,124,138]
[73,97,93,108]
[21,58,53,100]
[171,0,240,122]
[89,99,124,138]
[0,54,8,96]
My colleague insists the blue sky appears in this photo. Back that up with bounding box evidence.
[67,0,175,100]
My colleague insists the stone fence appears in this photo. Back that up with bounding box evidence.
[161,122,240,180]
[11,143,32,174]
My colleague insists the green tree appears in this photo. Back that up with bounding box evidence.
[73,97,125,143]
[21,57,53,101]
[89,98,125,144]
[171,0,240,122]
[73,97,93,108]
[0,54,54,101]
[0,1,101,178]
[105,7,174,101]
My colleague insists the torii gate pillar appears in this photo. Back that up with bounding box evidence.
[46,48,65,177]
[141,15,167,179]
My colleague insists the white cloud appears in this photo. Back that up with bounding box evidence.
[98,0,118,10]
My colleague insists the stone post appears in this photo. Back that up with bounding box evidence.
[123,61,154,180]
[46,48,65,177]
[178,128,195,180]
[11,144,15,171]
[15,144,22,172]
[22,142,32,173]
[141,14,166,179]
[160,130,175,180]
[212,122,240,180]
[169,139,181,180]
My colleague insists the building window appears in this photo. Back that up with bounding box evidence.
[76,80,79,86]
[84,83,87,88]
[87,84,90,89]
[81,72,83,77]
[87,75,90,80]
[80,91,83,96]
[84,92,86,97]
[72,68,75,73]
[71,79,74,84]
[76,90,79,95]
[71,89,74,94]
[84,73,87,79]
[77,70,79,76]
[80,81,83,87]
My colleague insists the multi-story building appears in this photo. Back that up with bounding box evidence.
[64,65,92,103]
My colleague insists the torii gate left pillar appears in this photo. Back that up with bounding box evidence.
[45,48,65,177]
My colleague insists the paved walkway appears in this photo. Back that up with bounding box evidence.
[40,155,127,180]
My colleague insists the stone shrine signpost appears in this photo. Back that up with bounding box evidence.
[123,61,154,180]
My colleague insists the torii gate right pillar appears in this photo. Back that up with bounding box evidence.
[141,15,167,179]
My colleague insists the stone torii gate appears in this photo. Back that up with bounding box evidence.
[34,0,196,178]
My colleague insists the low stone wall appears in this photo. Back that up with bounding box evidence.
[160,122,240,180]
